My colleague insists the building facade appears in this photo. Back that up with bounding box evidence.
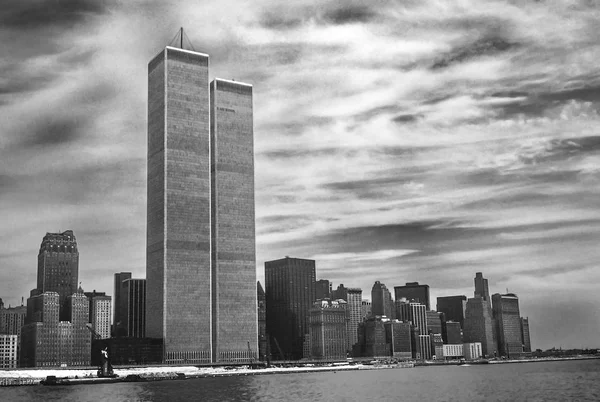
[436,295,467,328]
[36,230,79,317]
[123,279,146,338]
[315,280,331,300]
[257,282,267,361]
[492,293,524,358]
[371,281,394,318]
[265,257,316,360]
[0,334,18,368]
[0,304,26,344]
[463,342,483,360]
[354,316,390,358]
[394,282,430,310]
[113,272,132,337]
[443,321,462,344]
[397,301,428,336]
[521,317,532,353]
[308,299,349,360]
[426,310,442,335]
[146,45,258,364]
[463,297,497,357]
[346,288,362,351]
[85,292,111,339]
[384,320,412,359]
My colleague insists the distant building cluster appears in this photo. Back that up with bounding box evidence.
[0,40,535,369]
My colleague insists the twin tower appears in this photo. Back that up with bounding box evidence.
[146,46,257,363]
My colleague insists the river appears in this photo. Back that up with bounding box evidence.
[4,359,600,401]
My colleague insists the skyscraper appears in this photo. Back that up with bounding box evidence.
[36,230,79,315]
[113,272,132,337]
[123,278,146,338]
[346,288,362,351]
[265,257,316,360]
[520,317,532,353]
[210,78,258,362]
[84,291,111,339]
[492,293,524,358]
[394,282,430,310]
[436,295,467,328]
[474,272,490,301]
[463,273,497,357]
[257,282,267,361]
[315,279,331,300]
[308,299,348,360]
[146,44,257,363]
[371,281,394,317]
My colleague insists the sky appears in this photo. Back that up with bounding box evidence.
[1,0,599,350]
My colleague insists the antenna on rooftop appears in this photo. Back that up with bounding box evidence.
[168,27,197,52]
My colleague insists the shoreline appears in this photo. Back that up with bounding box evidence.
[1,355,598,387]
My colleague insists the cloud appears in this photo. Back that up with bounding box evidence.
[0,0,111,28]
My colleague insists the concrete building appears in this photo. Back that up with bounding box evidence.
[0,334,18,368]
[113,272,132,337]
[426,310,442,335]
[521,317,532,353]
[85,291,111,339]
[257,282,267,361]
[443,320,462,344]
[371,281,394,318]
[0,304,27,345]
[431,333,444,359]
[464,342,483,360]
[492,293,524,358]
[474,272,490,301]
[146,45,258,364]
[346,288,362,351]
[66,293,92,366]
[442,344,463,359]
[315,280,331,300]
[397,301,428,336]
[417,334,432,360]
[354,316,390,358]
[394,282,430,310]
[308,299,349,360]
[436,295,467,328]
[265,257,316,360]
[36,230,79,317]
[361,300,371,320]
[384,320,412,359]
[332,284,348,301]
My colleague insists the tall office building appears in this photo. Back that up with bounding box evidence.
[315,280,331,300]
[384,320,412,359]
[66,293,92,366]
[332,284,348,301]
[436,295,467,328]
[113,272,132,337]
[361,300,372,320]
[210,78,257,362]
[397,301,428,335]
[520,317,531,353]
[146,45,257,363]
[265,257,316,360]
[394,282,430,310]
[0,304,27,345]
[257,282,267,361]
[84,291,111,339]
[463,272,497,357]
[123,279,146,338]
[426,310,443,335]
[354,316,390,358]
[36,230,79,315]
[308,299,348,360]
[443,321,462,344]
[492,293,524,358]
[346,288,362,351]
[371,281,394,318]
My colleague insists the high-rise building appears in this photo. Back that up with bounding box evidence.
[520,317,531,353]
[66,293,92,366]
[346,288,362,351]
[474,272,490,301]
[0,304,27,345]
[123,279,146,338]
[315,280,331,300]
[210,78,257,363]
[257,282,267,361]
[308,299,348,360]
[492,293,524,358]
[397,301,428,335]
[394,282,430,310]
[113,272,132,337]
[361,300,371,320]
[0,334,18,368]
[84,291,111,339]
[443,321,462,345]
[332,284,348,301]
[431,333,444,358]
[146,45,258,364]
[265,257,316,360]
[384,320,412,359]
[426,310,443,336]
[353,316,390,358]
[36,230,79,316]
[371,281,394,318]
[436,295,467,328]
[462,272,497,358]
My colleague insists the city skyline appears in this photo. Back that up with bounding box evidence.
[2,1,600,351]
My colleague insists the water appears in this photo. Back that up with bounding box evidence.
[4,359,600,401]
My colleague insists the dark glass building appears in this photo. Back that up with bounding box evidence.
[492,293,524,358]
[463,273,497,358]
[436,295,467,328]
[394,282,430,310]
[257,282,267,361]
[371,281,394,318]
[123,279,146,338]
[113,272,132,337]
[520,317,531,353]
[315,280,331,300]
[265,257,316,360]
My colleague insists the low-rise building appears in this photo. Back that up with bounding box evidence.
[0,334,18,368]
[464,342,483,360]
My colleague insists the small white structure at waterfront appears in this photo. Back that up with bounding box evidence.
[0,334,18,368]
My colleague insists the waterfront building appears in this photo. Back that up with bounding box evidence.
[146,44,258,364]
[436,295,467,328]
[442,344,463,359]
[443,320,462,344]
[431,333,444,358]
[463,342,483,360]
[397,301,428,336]
[308,299,349,360]
[492,293,524,358]
[426,310,443,335]
[361,300,371,320]
[113,272,132,337]
[265,257,316,360]
[36,230,79,317]
[417,334,432,360]
[354,316,390,358]
[346,288,362,351]
[257,282,267,361]
[371,281,394,318]
[84,291,111,339]
[521,317,532,353]
[463,273,497,357]
[0,334,18,368]
[316,280,331,300]
[384,320,412,359]
[394,282,430,310]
